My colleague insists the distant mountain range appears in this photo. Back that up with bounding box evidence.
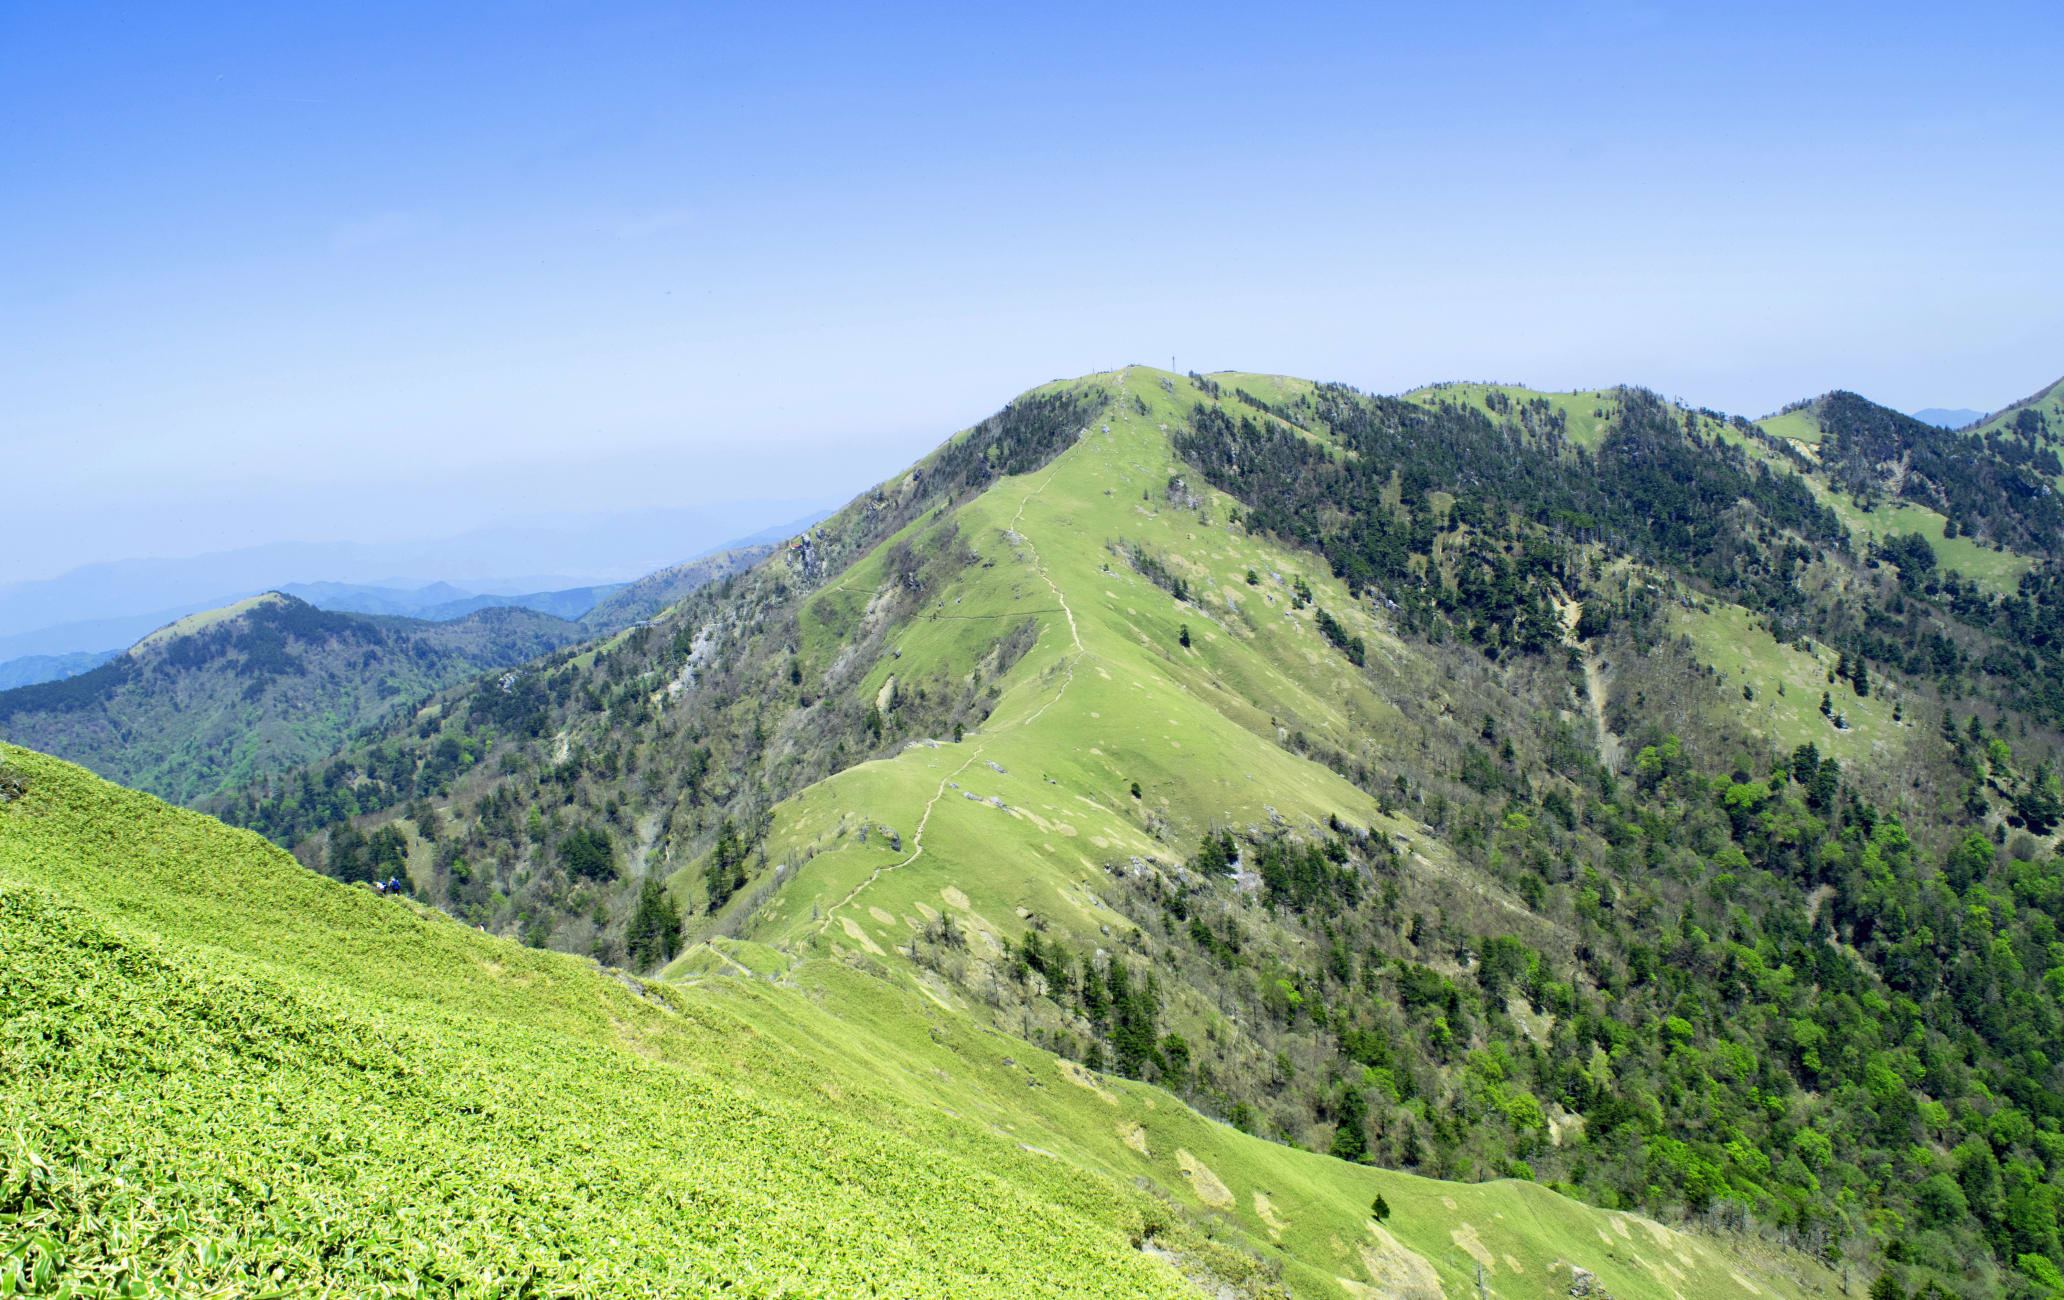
[0,579,623,695]
[574,545,773,630]
[0,578,628,690]
[0,541,776,804]
[0,595,589,806]
[0,648,120,691]
[1911,406,1987,429]
[0,502,834,663]
[277,579,627,623]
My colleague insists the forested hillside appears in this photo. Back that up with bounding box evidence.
[0,594,586,805]
[0,544,772,809]
[211,366,2064,1299]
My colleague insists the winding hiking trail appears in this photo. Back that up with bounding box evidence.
[813,457,1097,941]
[1014,467,1083,655]
[810,744,987,942]
[1013,466,1087,725]
[707,945,756,977]
[743,376,1152,969]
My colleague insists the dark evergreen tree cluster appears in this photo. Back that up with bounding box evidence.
[559,827,616,882]
[625,878,683,968]
[1175,387,1845,658]
[704,818,748,910]
[325,821,408,886]
[1813,392,2064,551]
[1004,929,1171,1080]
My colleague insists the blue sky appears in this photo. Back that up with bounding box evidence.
[5,1,2061,581]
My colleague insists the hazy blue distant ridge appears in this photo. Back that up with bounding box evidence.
[278,580,624,622]
[1911,406,1987,429]
[0,649,121,691]
[0,503,837,660]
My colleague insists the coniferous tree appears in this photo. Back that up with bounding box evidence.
[626,878,683,969]
[705,818,747,910]
[1330,1086,1368,1162]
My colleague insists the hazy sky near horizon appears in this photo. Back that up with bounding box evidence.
[6,1,2062,582]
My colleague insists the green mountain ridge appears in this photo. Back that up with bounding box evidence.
[32,363,2064,1297]
[1971,375,2064,445]
[0,545,771,809]
[0,593,589,806]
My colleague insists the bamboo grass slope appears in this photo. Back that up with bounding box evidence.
[0,744,1219,1299]
[0,744,1838,1299]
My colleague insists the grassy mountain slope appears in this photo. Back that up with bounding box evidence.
[728,369,1435,948]
[223,367,2064,1298]
[1757,406,1825,447]
[1,742,1840,1300]
[1756,389,2052,593]
[1971,375,2064,445]
[0,744,1208,1298]
[0,594,586,806]
[681,374,1922,1287]
[1760,390,2064,556]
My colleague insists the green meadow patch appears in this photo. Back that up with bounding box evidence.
[1755,409,1822,446]
[1403,382,1619,449]
[1824,494,2034,593]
